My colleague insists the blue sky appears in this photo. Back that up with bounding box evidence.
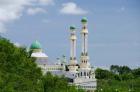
[0,0,140,68]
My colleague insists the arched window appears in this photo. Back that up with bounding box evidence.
[87,73,89,76]
[84,72,86,76]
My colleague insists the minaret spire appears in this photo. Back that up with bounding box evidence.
[81,17,88,55]
[68,26,78,72]
[80,17,90,68]
[69,26,77,65]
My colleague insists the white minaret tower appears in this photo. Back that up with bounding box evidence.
[68,26,78,72]
[80,17,90,69]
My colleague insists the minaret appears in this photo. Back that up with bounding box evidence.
[80,17,90,68]
[68,26,78,72]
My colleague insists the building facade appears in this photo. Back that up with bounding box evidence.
[30,18,96,92]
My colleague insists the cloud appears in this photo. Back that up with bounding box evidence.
[0,0,54,33]
[27,7,46,15]
[0,0,32,22]
[0,0,33,33]
[60,2,88,15]
[39,0,54,5]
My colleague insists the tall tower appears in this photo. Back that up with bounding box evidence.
[68,26,78,72]
[80,17,90,68]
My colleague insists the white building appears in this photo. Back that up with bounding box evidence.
[30,18,97,92]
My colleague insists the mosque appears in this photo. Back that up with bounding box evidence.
[30,18,97,92]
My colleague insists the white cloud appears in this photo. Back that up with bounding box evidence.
[0,0,32,23]
[39,0,54,5]
[0,0,33,33]
[0,0,54,33]
[27,7,46,15]
[60,2,88,15]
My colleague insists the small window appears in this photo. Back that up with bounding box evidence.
[84,72,86,76]
[87,73,89,76]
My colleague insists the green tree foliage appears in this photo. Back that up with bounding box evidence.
[119,66,131,75]
[95,65,140,92]
[110,65,132,75]
[132,68,140,78]
[95,68,113,79]
[96,78,140,92]
[42,72,84,92]
[96,65,136,81]
[0,37,43,92]
[110,65,120,74]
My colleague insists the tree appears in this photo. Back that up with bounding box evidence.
[42,72,84,92]
[95,68,113,79]
[110,65,120,74]
[132,68,140,78]
[110,65,131,75]
[119,66,131,75]
[0,37,43,92]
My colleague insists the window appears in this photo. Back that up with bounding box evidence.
[84,72,86,76]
